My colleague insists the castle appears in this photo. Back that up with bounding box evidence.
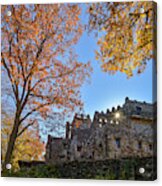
[45,97,156,164]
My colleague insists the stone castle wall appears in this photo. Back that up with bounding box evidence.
[45,97,156,164]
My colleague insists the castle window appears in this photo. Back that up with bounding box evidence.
[59,155,65,159]
[99,118,102,123]
[63,142,67,147]
[115,138,121,148]
[104,119,108,123]
[99,123,102,128]
[110,120,113,124]
[116,121,119,125]
[149,144,152,150]
[136,106,142,115]
[138,141,142,149]
[89,155,93,159]
[99,143,103,148]
[77,146,82,152]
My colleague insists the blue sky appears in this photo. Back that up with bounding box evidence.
[73,5,154,119]
[42,4,156,141]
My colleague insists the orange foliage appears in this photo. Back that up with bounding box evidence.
[1,4,92,119]
[1,4,92,165]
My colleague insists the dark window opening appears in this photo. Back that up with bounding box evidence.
[59,155,65,159]
[136,106,142,115]
[99,143,102,148]
[77,146,82,152]
[89,155,92,159]
[149,144,152,150]
[115,138,121,148]
[138,141,142,149]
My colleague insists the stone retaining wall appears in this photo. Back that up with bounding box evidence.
[54,157,157,180]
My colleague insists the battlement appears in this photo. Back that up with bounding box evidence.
[74,113,91,120]
[125,97,153,105]
[71,113,91,129]
[93,97,154,126]
[46,97,156,164]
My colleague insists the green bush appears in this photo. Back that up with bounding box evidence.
[2,165,60,178]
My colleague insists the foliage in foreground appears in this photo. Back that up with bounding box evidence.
[2,157,156,180]
[1,164,131,179]
[88,1,156,77]
[2,165,60,178]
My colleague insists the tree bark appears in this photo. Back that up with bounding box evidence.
[3,115,20,170]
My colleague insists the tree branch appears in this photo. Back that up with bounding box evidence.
[30,66,78,92]
[17,120,35,137]
[23,36,48,86]
[20,79,32,112]
[1,53,17,97]
[19,100,56,124]
[36,37,47,59]
[29,93,53,100]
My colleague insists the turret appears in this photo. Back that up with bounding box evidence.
[125,97,129,103]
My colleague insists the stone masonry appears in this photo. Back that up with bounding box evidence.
[45,97,157,164]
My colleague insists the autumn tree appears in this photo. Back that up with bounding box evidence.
[1,110,45,170]
[88,1,156,77]
[1,4,91,168]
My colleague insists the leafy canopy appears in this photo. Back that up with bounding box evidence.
[88,1,156,77]
[1,4,92,129]
[1,4,92,165]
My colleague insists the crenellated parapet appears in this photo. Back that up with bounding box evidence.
[45,97,156,164]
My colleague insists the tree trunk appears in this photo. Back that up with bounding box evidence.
[3,117,20,170]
